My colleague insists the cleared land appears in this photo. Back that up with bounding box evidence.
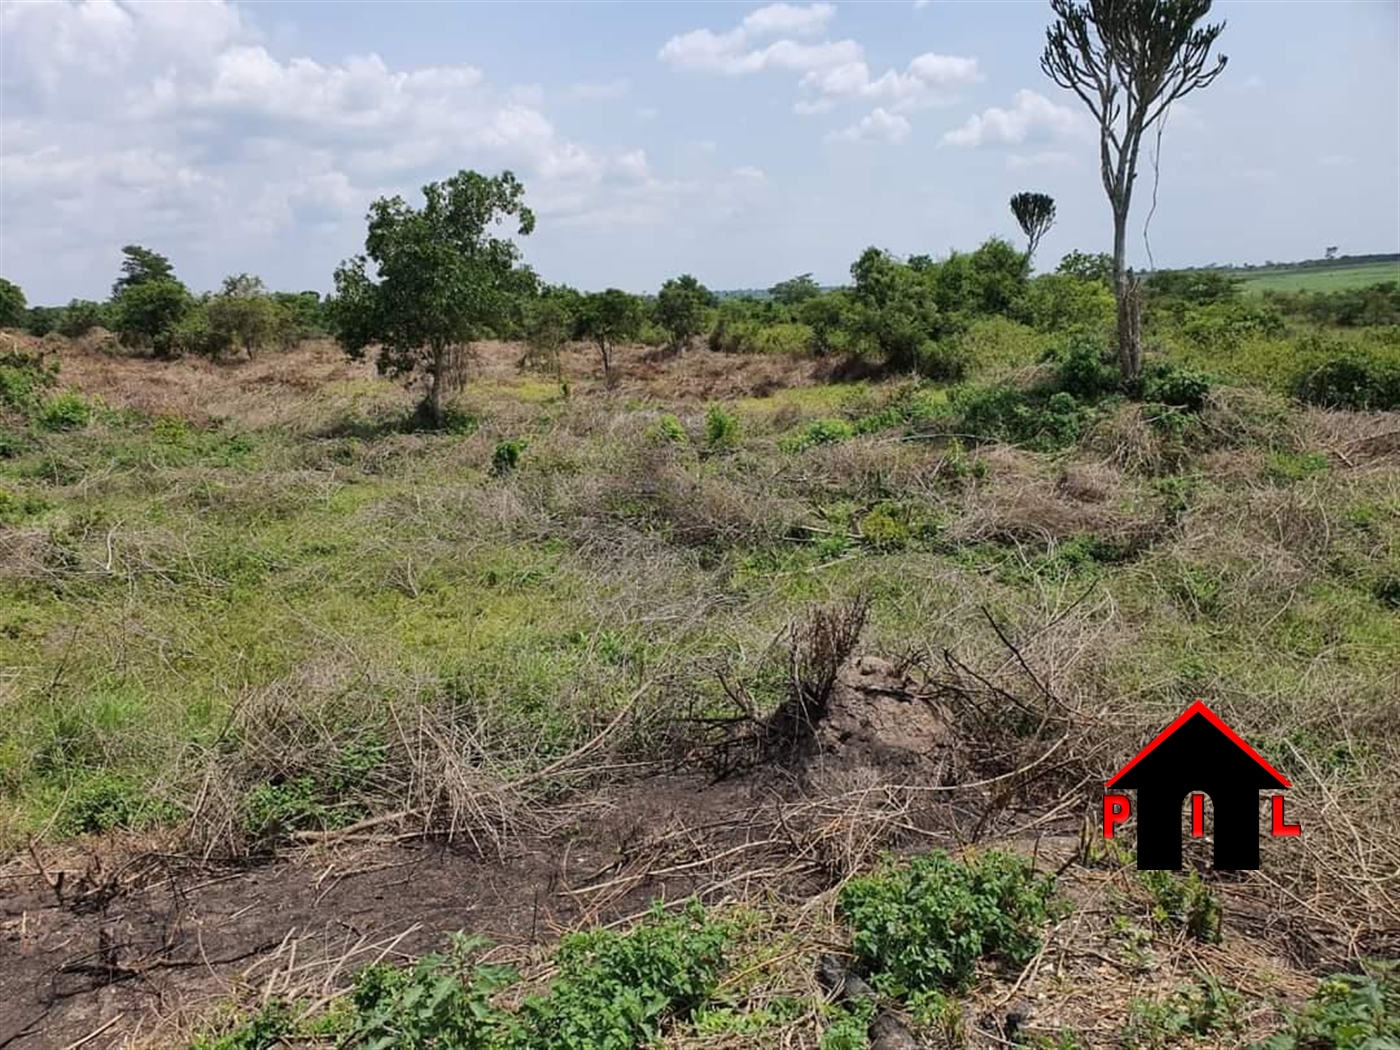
[1,328,1398,1048]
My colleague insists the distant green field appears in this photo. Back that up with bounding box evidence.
[1235,260,1400,293]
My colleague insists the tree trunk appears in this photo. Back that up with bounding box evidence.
[1110,204,1143,383]
[426,343,445,426]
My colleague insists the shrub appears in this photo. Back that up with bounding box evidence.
[704,405,738,452]
[1292,355,1400,410]
[36,391,92,431]
[838,849,1057,996]
[953,384,1098,450]
[913,339,969,381]
[1050,337,1119,400]
[0,277,26,328]
[1018,273,1115,334]
[57,299,108,338]
[0,350,57,412]
[1139,869,1222,943]
[782,417,854,452]
[491,438,527,475]
[114,278,192,356]
[1140,363,1213,412]
[1251,960,1399,1050]
[341,933,514,1049]
[514,900,729,1048]
[646,413,688,445]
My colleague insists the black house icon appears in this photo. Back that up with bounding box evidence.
[1107,701,1290,869]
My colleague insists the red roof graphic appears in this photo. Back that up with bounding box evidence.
[1106,700,1291,789]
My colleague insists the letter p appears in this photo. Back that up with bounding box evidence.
[1104,793,1131,839]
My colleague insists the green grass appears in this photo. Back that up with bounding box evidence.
[1235,261,1400,293]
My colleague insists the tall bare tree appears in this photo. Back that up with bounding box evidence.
[1010,192,1057,262]
[1041,0,1226,381]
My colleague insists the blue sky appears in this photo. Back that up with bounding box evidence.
[2,0,1397,304]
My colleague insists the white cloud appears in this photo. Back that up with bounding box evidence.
[799,51,980,112]
[742,3,836,38]
[661,6,979,136]
[0,0,703,299]
[940,89,1084,147]
[659,26,860,75]
[1318,154,1357,168]
[913,0,933,8]
[827,107,912,145]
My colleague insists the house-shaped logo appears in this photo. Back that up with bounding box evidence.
[1103,701,1299,869]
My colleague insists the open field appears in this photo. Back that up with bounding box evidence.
[2,324,1398,1049]
[1234,260,1400,294]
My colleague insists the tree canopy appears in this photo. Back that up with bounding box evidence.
[112,245,176,298]
[574,289,642,384]
[330,169,536,423]
[0,278,25,329]
[655,274,715,353]
[1010,192,1057,261]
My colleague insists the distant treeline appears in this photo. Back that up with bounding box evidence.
[1179,253,1400,274]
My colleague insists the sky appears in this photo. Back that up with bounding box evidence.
[2,0,1397,304]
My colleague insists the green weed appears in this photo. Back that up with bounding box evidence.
[838,849,1058,996]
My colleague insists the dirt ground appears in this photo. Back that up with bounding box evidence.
[0,657,1043,1049]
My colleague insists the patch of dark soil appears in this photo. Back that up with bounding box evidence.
[0,774,773,1050]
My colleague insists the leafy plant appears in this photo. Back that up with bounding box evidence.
[341,933,515,1050]
[1252,960,1400,1050]
[512,900,730,1049]
[704,405,739,453]
[1138,869,1222,943]
[36,391,92,431]
[838,849,1058,996]
[491,438,527,476]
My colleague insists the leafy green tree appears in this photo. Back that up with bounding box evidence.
[1056,250,1113,284]
[114,279,192,356]
[25,306,61,337]
[0,278,25,328]
[329,169,536,424]
[57,299,109,337]
[655,274,715,354]
[1041,0,1228,380]
[574,289,641,384]
[798,291,853,355]
[112,245,176,298]
[206,274,279,358]
[768,273,821,306]
[271,291,326,338]
[850,247,944,371]
[521,285,579,376]
[1010,192,1057,261]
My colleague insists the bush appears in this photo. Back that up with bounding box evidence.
[56,299,108,338]
[913,339,969,381]
[0,277,25,328]
[1252,960,1398,1050]
[514,900,729,1047]
[0,350,57,413]
[491,438,527,475]
[36,391,92,431]
[953,383,1099,450]
[704,405,738,452]
[341,933,514,1049]
[1140,363,1214,412]
[1292,355,1400,410]
[114,278,192,356]
[782,417,854,452]
[838,849,1057,996]
[1018,273,1115,334]
[1050,337,1119,400]
[1139,869,1222,943]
